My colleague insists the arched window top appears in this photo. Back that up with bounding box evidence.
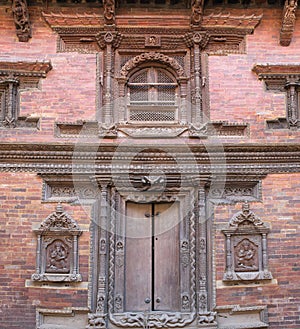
[126,66,179,123]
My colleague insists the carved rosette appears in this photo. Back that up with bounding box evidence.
[222,202,272,282]
[12,0,31,42]
[32,204,82,282]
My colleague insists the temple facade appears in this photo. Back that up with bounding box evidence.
[0,0,299,328]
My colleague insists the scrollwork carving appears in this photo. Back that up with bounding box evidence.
[120,52,185,78]
[109,312,195,328]
[229,201,263,228]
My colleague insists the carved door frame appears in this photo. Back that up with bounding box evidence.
[108,188,197,328]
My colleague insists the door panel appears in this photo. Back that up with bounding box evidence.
[154,203,180,311]
[125,202,180,312]
[125,202,152,312]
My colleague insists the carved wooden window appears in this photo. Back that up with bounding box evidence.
[0,61,52,128]
[127,67,179,124]
[253,64,300,129]
[32,204,82,282]
[222,202,273,283]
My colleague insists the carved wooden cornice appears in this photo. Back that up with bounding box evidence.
[0,143,300,176]
[12,0,31,42]
[280,0,298,46]
[0,61,52,79]
[42,11,262,53]
[253,64,300,89]
[202,12,263,32]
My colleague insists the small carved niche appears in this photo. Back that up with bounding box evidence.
[222,202,272,283]
[32,204,82,282]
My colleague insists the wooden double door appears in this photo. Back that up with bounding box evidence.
[125,202,180,312]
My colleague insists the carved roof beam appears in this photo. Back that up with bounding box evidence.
[280,0,298,46]
[12,0,31,42]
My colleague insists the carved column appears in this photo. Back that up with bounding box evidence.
[103,33,114,127]
[285,81,299,127]
[197,183,217,327]
[0,77,19,127]
[192,33,202,125]
[88,178,111,328]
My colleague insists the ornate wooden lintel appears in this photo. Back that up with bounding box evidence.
[280,0,298,46]
[42,11,262,54]
[12,0,31,42]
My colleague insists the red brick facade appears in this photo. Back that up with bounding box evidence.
[0,2,299,329]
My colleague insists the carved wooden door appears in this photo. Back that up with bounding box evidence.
[125,202,180,312]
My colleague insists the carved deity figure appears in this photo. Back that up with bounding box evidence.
[235,239,258,271]
[191,0,204,26]
[103,0,115,25]
[283,0,298,25]
[46,240,69,272]
[12,0,31,41]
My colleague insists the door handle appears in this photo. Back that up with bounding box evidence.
[156,297,161,303]
[144,297,151,304]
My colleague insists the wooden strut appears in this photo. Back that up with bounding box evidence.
[280,0,298,46]
[12,0,31,42]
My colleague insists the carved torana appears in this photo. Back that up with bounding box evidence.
[222,202,272,283]
[280,0,298,46]
[12,0,31,42]
[32,204,82,282]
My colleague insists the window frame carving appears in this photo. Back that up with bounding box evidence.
[0,61,52,129]
[222,202,273,283]
[253,64,300,129]
[32,204,82,282]
[117,52,188,127]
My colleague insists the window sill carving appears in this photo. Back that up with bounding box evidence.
[253,64,300,129]
[32,204,82,283]
[222,202,272,283]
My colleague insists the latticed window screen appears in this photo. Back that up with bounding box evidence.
[128,67,178,122]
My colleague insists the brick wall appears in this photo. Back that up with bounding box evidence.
[0,172,91,328]
[214,173,300,329]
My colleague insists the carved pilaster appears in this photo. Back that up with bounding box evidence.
[12,0,31,42]
[286,81,299,127]
[0,76,19,128]
[280,0,298,46]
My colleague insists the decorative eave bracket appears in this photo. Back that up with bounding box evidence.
[12,0,32,42]
[280,0,298,46]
